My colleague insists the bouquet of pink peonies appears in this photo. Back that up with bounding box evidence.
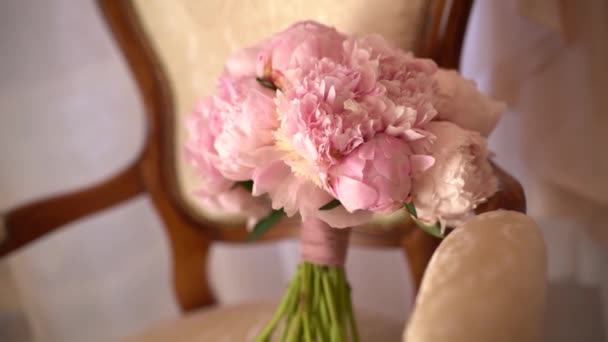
[186,21,504,342]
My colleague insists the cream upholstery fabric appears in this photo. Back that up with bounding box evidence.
[404,210,547,342]
[131,0,426,223]
[124,300,404,341]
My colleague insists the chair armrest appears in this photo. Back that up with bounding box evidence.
[404,210,547,342]
[0,164,143,258]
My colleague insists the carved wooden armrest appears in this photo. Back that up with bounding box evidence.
[477,161,526,214]
[0,165,143,258]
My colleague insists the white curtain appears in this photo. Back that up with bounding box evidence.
[462,1,608,340]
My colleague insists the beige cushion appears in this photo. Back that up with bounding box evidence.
[131,0,426,224]
[404,211,547,342]
[125,300,404,342]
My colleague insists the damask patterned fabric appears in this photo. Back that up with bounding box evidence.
[404,210,547,342]
[131,0,426,223]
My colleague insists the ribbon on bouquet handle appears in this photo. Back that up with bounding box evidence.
[301,218,350,267]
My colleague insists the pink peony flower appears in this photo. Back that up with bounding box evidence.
[378,58,439,134]
[347,34,440,132]
[185,82,272,218]
[251,160,373,228]
[256,21,347,80]
[223,41,268,78]
[212,77,280,181]
[434,69,506,136]
[185,98,232,195]
[328,134,435,214]
[274,57,385,185]
[273,32,439,187]
[412,121,498,227]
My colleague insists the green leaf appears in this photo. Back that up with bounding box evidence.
[412,218,444,239]
[248,209,286,241]
[234,180,254,193]
[256,77,278,91]
[404,202,418,218]
[319,199,341,211]
[404,202,443,238]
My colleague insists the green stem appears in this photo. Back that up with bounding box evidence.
[331,268,345,327]
[322,271,344,342]
[255,262,360,342]
[331,268,345,341]
[309,311,318,341]
[302,311,312,342]
[342,269,359,342]
[279,302,293,341]
[286,308,303,342]
[316,270,330,327]
[280,267,303,341]
[255,271,299,342]
[311,267,329,342]
[301,263,313,342]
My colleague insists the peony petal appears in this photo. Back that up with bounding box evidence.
[374,153,397,180]
[251,161,290,196]
[272,175,305,216]
[224,43,266,78]
[435,69,505,136]
[357,142,376,160]
[316,206,373,228]
[330,155,365,179]
[402,129,427,141]
[334,177,378,212]
[295,180,333,218]
[410,155,435,174]
[385,125,405,136]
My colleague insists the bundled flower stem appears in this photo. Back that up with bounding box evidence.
[255,220,358,342]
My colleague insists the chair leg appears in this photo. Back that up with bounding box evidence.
[149,193,216,313]
[401,229,441,292]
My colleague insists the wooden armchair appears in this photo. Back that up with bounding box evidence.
[0,0,528,340]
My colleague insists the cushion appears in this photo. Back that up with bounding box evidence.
[125,300,404,341]
[404,211,547,342]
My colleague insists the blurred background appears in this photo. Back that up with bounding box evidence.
[0,0,606,341]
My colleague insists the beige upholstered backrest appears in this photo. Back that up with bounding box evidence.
[131,0,427,222]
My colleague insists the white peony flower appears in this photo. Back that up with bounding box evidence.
[435,69,506,137]
[412,121,498,227]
